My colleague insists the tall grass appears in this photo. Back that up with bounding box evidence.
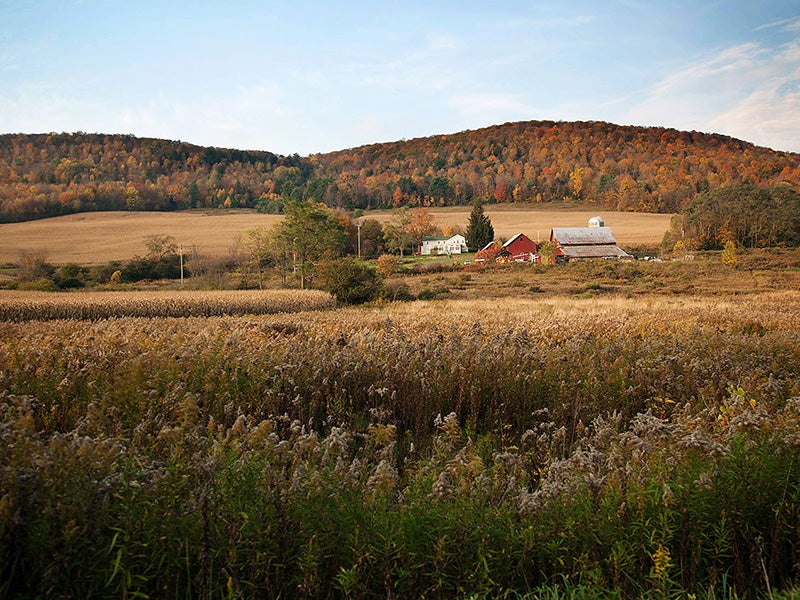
[1,292,799,597]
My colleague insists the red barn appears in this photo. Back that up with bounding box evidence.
[498,233,538,262]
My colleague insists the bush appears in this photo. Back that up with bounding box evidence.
[54,263,86,289]
[13,277,58,291]
[376,254,400,276]
[120,254,181,282]
[380,281,414,302]
[316,257,381,305]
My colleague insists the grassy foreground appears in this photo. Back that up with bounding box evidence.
[1,292,800,598]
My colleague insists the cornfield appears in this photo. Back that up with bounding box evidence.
[0,289,335,321]
[1,291,800,598]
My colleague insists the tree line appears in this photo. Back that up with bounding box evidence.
[2,122,799,223]
[663,183,800,250]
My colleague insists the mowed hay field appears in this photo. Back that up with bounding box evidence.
[0,206,673,265]
[0,210,283,265]
[368,204,673,248]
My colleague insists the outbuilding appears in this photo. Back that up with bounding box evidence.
[550,219,631,260]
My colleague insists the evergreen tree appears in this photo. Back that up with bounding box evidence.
[465,201,494,251]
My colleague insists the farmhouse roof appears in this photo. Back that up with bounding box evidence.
[551,227,617,245]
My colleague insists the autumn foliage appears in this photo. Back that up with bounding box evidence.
[2,121,800,223]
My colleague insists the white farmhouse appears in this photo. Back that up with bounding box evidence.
[419,234,468,255]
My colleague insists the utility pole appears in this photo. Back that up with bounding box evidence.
[179,244,184,285]
[357,221,362,259]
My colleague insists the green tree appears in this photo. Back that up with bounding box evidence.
[145,235,178,259]
[465,201,494,251]
[383,209,413,256]
[682,184,800,249]
[537,240,557,265]
[357,218,386,259]
[316,257,381,305]
[273,200,347,289]
[405,208,438,252]
[240,227,277,289]
[428,175,452,200]
[305,177,334,203]
[273,166,305,202]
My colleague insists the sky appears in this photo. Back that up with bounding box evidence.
[1,0,799,156]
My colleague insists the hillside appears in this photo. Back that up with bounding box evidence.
[2,121,799,223]
[0,133,305,222]
[311,121,800,213]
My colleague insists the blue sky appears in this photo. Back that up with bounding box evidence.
[1,1,799,155]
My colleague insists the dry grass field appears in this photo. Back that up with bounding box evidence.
[0,210,284,265]
[367,204,673,248]
[0,205,672,265]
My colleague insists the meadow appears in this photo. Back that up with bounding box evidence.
[0,206,672,265]
[2,280,800,597]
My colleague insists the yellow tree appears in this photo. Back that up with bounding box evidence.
[405,208,438,252]
[721,240,738,266]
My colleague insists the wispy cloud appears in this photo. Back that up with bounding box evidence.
[626,40,800,152]
[755,16,800,32]
[356,35,462,94]
[142,82,297,149]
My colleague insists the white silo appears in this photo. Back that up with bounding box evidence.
[588,216,604,227]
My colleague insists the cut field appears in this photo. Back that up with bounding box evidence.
[0,210,283,265]
[367,204,673,248]
[0,205,672,265]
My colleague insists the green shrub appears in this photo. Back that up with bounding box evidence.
[14,277,58,291]
[315,257,381,305]
[120,254,181,282]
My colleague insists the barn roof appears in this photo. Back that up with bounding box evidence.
[503,232,534,248]
[559,244,631,259]
[551,227,617,245]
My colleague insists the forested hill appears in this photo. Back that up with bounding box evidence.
[0,133,307,222]
[2,121,799,222]
[310,121,800,213]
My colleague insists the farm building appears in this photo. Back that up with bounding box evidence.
[498,233,539,262]
[550,219,631,260]
[420,234,468,255]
